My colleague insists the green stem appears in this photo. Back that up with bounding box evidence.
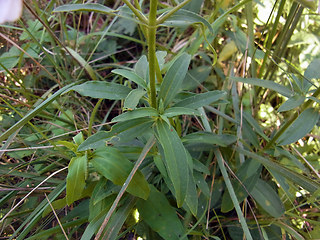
[156,0,193,25]
[88,99,103,137]
[122,0,148,24]
[214,149,253,240]
[148,0,158,108]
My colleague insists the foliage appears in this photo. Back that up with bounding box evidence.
[0,0,320,239]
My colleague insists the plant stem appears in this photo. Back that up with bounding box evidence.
[122,0,148,24]
[156,0,193,24]
[148,0,158,108]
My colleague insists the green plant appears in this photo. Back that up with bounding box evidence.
[1,0,319,239]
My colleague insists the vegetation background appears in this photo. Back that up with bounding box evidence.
[0,0,319,239]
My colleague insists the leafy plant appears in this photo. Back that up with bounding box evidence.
[1,0,319,239]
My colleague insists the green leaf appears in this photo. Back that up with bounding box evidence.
[66,47,97,80]
[184,172,198,216]
[251,179,285,218]
[112,69,147,89]
[42,197,67,217]
[163,107,200,118]
[68,81,131,100]
[181,66,211,91]
[91,147,150,200]
[173,91,227,109]
[230,77,294,98]
[236,147,320,194]
[294,0,317,11]
[112,107,158,122]
[155,120,189,207]
[124,89,147,110]
[278,95,305,112]
[78,118,154,151]
[277,108,319,145]
[66,154,87,205]
[161,9,213,33]
[182,132,237,147]
[243,111,269,141]
[53,3,114,14]
[137,185,186,240]
[159,53,191,107]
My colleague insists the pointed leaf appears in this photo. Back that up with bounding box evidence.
[137,185,186,240]
[278,95,305,112]
[277,108,319,145]
[159,53,191,107]
[91,147,150,199]
[78,118,154,151]
[155,120,189,207]
[251,179,285,218]
[112,69,147,89]
[53,3,114,14]
[230,77,294,98]
[161,9,213,33]
[184,172,198,216]
[182,132,237,147]
[112,107,158,122]
[66,154,87,205]
[68,81,131,100]
[173,91,227,109]
[163,107,200,118]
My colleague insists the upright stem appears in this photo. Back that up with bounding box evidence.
[148,0,158,108]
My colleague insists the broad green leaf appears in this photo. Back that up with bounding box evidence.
[182,132,237,147]
[173,91,227,109]
[0,81,80,142]
[112,69,147,89]
[66,47,97,80]
[137,185,186,240]
[163,107,200,118]
[251,179,285,218]
[112,107,158,122]
[277,108,319,145]
[156,51,167,70]
[124,89,147,110]
[236,147,320,193]
[159,53,191,107]
[78,118,154,151]
[66,154,87,205]
[91,147,150,199]
[230,77,294,98]
[160,9,213,33]
[278,95,305,112]
[155,120,189,207]
[53,3,114,14]
[68,81,131,100]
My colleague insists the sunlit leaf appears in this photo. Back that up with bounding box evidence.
[277,108,319,145]
[91,147,150,200]
[68,81,131,100]
[66,154,87,205]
